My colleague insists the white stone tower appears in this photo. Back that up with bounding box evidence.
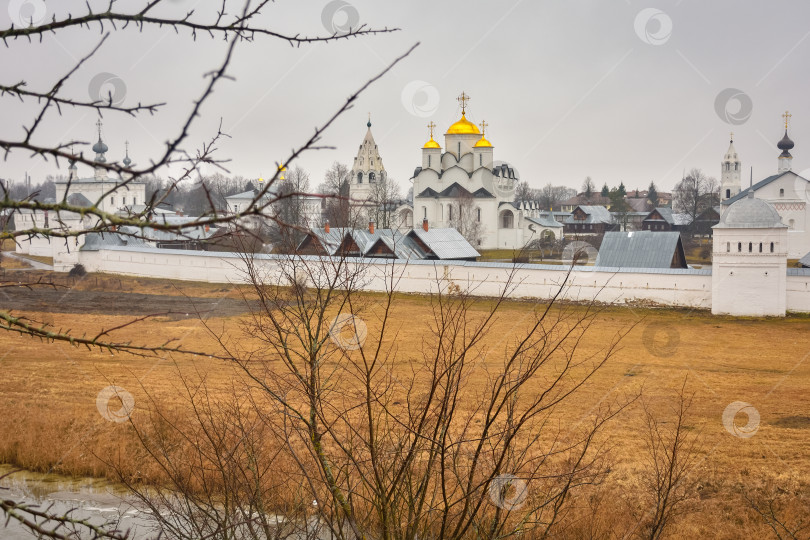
[711,193,788,316]
[349,115,386,205]
[777,110,795,174]
[720,133,741,201]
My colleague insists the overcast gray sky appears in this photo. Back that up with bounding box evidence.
[4,0,810,195]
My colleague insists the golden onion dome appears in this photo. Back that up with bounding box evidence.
[446,114,481,135]
[423,136,441,149]
[473,136,493,148]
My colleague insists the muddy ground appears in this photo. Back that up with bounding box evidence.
[0,286,255,319]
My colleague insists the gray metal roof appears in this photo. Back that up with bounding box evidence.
[715,194,786,229]
[408,227,480,259]
[565,205,613,224]
[799,252,810,268]
[595,231,686,269]
[307,227,352,255]
[80,232,149,251]
[721,172,789,206]
[526,215,563,228]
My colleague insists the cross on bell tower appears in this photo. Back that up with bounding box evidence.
[783,110,792,130]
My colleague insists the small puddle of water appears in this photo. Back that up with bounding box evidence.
[0,465,155,539]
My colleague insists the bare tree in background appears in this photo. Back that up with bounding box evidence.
[367,174,401,229]
[539,183,576,211]
[271,166,313,251]
[582,176,595,200]
[449,190,484,246]
[514,180,535,203]
[673,168,719,227]
[320,161,353,227]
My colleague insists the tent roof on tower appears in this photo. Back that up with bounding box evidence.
[446,114,480,135]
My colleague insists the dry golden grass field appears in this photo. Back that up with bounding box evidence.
[1,271,809,537]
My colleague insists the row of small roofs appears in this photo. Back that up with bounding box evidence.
[297,222,480,261]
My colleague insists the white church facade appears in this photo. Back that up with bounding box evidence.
[410,92,562,250]
[16,121,146,257]
[719,113,810,259]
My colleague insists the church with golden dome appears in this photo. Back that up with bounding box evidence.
[411,92,562,249]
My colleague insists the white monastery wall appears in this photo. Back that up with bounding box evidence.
[74,247,715,309]
[786,272,810,312]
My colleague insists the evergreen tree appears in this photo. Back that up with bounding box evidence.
[601,183,609,197]
[648,181,659,207]
[617,181,627,197]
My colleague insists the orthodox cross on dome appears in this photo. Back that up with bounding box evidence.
[479,120,488,136]
[367,112,371,128]
[783,110,792,130]
[457,91,470,114]
[427,121,436,139]
[730,131,734,142]
[96,118,103,138]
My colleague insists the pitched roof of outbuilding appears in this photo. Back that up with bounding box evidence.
[407,227,480,259]
[595,231,686,269]
[565,205,613,224]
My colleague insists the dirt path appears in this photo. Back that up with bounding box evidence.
[0,286,255,318]
[2,252,54,271]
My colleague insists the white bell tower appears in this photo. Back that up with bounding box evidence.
[720,133,741,202]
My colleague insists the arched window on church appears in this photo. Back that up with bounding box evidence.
[448,204,453,221]
[428,155,431,167]
[369,172,376,183]
[748,242,753,253]
[457,142,461,157]
[479,154,482,166]
[738,242,742,252]
[726,242,730,253]
[735,163,739,171]
[357,172,363,184]
[780,188,785,197]
[789,219,795,229]
[476,207,481,222]
[759,242,763,252]
[423,206,427,219]
[110,197,115,206]
[726,189,730,199]
[771,242,775,253]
